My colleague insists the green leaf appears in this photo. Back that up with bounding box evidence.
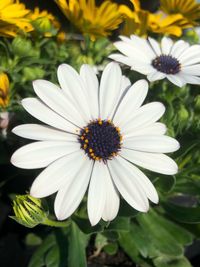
[28,230,68,267]
[163,202,200,223]
[147,210,193,246]
[45,245,60,267]
[106,217,130,232]
[129,222,157,258]
[72,215,103,234]
[175,181,200,196]
[153,256,192,267]
[28,233,56,267]
[25,233,42,246]
[67,221,89,267]
[118,231,144,265]
[118,200,139,217]
[137,209,183,257]
[154,175,176,193]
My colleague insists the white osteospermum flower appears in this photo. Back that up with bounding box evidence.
[109,35,200,87]
[11,62,180,226]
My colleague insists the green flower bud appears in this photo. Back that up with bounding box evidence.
[32,17,52,34]
[12,37,33,57]
[22,67,45,82]
[178,105,189,122]
[10,195,48,228]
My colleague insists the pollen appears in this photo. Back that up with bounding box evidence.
[78,119,122,162]
[98,119,103,125]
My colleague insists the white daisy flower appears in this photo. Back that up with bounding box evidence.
[109,35,200,87]
[11,62,180,226]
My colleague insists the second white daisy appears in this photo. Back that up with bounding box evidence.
[109,35,200,87]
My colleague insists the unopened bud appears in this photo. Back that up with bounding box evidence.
[178,105,189,122]
[22,67,45,82]
[0,73,9,109]
[12,37,33,57]
[10,195,48,228]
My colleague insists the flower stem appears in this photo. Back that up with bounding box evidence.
[42,217,71,228]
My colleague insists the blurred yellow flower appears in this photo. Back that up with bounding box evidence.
[160,0,200,26]
[0,73,10,109]
[148,12,183,37]
[0,0,60,37]
[57,31,67,43]
[55,0,124,40]
[120,0,196,37]
[119,0,149,36]
[0,0,32,37]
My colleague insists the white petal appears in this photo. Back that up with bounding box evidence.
[99,62,122,119]
[80,64,99,119]
[108,157,149,212]
[147,71,166,82]
[57,64,91,121]
[87,162,107,226]
[113,79,148,125]
[22,98,77,133]
[170,40,189,59]
[114,41,146,62]
[166,74,186,87]
[161,37,173,55]
[11,141,79,169]
[33,79,85,126]
[121,102,165,135]
[130,35,156,60]
[123,135,180,153]
[112,156,158,204]
[120,35,156,62]
[120,149,178,175]
[30,151,85,198]
[181,64,200,76]
[110,75,131,120]
[102,171,120,222]
[54,155,93,220]
[178,73,200,84]
[148,37,161,56]
[131,63,155,75]
[124,122,167,138]
[12,124,77,142]
[179,45,200,66]
[109,53,134,66]
[121,75,131,91]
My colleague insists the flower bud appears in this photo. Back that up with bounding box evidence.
[32,17,52,34]
[0,73,9,109]
[11,195,48,228]
[12,37,33,57]
[178,105,189,122]
[22,67,45,82]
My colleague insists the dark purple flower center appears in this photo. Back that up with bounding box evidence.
[152,55,180,74]
[79,119,122,162]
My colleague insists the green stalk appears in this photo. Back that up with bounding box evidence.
[42,218,71,228]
